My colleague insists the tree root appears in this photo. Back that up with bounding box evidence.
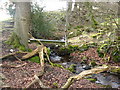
[0,51,28,60]
[61,65,109,88]
[34,75,48,88]
[0,63,27,68]
[22,46,41,60]
[24,44,49,88]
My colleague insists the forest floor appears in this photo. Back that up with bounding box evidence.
[1,29,120,88]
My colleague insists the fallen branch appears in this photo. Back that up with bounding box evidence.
[0,63,27,68]
[61,65,109,88]
[25,70,45,88]
[34,75,48,88]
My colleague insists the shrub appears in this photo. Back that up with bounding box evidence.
[31,4,55,39]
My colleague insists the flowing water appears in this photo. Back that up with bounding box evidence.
[50,53,120,88]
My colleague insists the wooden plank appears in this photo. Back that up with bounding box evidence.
[30,39,65,44]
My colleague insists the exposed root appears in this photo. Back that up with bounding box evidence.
[61,65,109,88]
[22,46,42,60]
[34,75,48,88]
[0,51,28,60]
[0,63,27,68]
[14,55,22,61]
[24,43,49,88]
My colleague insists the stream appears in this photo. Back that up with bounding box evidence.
[50,53,120,88]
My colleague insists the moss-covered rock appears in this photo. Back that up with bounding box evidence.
[58,44,89,56]
[59,45,80,55]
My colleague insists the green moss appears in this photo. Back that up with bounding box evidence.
[6,32,30,52]
[101,85,112,88]
[111,68,120,74]
[28,56,40,63]
[51,63,65,69]
[59,44,90,56]
[97,44,109,58]
[91,33,104,38]
[86,78,97,82]
[82,56,88,60]
[88,43,97,48]
[46,48,51,56]
[112,49,120,62]
[67,64,76,73]
[81,60,87,64]
[76,30,82,36]
[89,60,97,67]
[91,34,97,38]
[59,45,80,55]
[79,44,89,52]
[53,82,58,87]
[19,45,26,51]
[97,50,104,58]
[74,25,84,29]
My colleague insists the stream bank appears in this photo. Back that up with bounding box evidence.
[48,45,120,88]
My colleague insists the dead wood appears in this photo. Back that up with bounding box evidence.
[22,45,43,60]
[38,48,44,71]
[0,51,28,60]
[61,65,109,88]
[0,63,27,68]
[34,75,48,88]
[25,44,49,88]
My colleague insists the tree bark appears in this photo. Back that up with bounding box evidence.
[117,1,120,43]
[14,2,31,49]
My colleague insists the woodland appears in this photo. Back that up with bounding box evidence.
[0,0,120,89]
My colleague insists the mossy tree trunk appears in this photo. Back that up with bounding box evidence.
[11,2,31,49]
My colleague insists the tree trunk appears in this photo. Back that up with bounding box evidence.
[14,2,31,49]
[117,1,120,43]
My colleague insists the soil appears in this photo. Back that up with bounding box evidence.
[1,30,119,89]
[70,48,120,66]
